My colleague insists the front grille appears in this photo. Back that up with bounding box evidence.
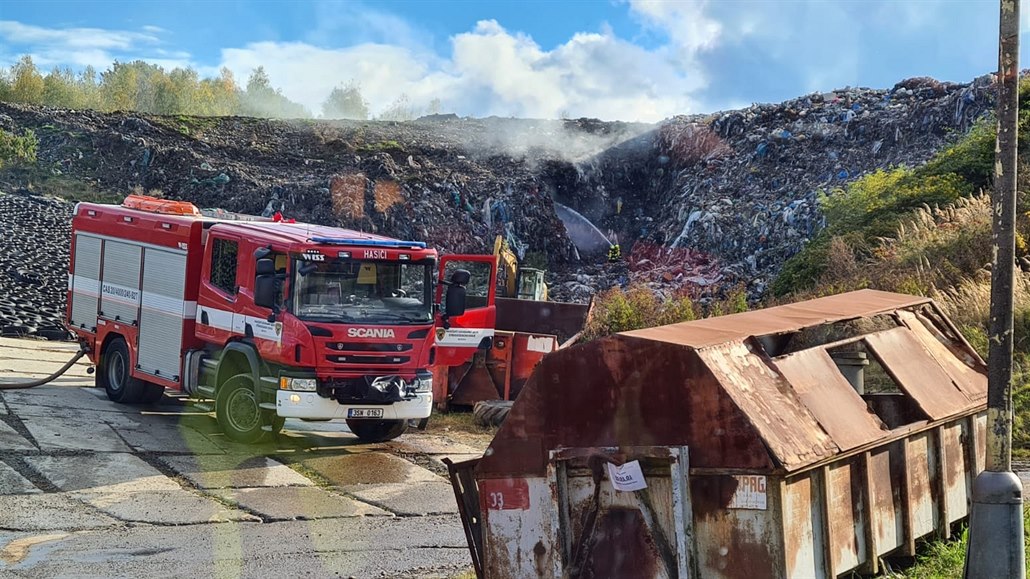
[329,342,413,352]
[320,377,407,404]
[326,354,410,365]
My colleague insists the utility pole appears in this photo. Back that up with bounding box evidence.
[964,0,1026,577]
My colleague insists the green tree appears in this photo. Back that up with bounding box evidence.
[78,65,100,109]
[199,67,240,116]
[0,68,12,102]
[100,60,139,111]
[321,82,369,119]
[100,60,165,113]
[9,56,44,104]
[378,94,416,122]
[42,67,78,108]
[240,66,309,118]
[155,66,199,114]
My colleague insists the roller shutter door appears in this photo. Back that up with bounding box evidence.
[137,247,188,380]
[69,234,102,331]
[99,241,142,324]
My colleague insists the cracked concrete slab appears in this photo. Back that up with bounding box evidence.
[0,515,470,577]
[0,358,91,379]
[0,461,40,495]
[1,387,127,415]
[24,453,179,493]
[341,482,458,516]
[0,493,120,531]
[159,454,313,489]
[211,486,389,521]
[4,403,144,425]
[0,419,35,451]
[110,423,225,455]
[385,435,484,457]
[78,490,260,525]
[302,452,442,487]
[18,416,131,452]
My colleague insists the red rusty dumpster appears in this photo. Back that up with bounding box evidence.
[448,289,988,578]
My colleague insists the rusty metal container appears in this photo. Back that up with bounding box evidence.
[435,297,589,410]
[447,289,988,578]
[444,330,557,407]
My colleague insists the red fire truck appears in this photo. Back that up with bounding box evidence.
[66,195,496,443]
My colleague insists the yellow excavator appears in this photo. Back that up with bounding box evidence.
[494,235,547,301]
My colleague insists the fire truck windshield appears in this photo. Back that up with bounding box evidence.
[291,258,433,325]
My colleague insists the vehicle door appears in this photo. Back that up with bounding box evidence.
[435,254,497,366]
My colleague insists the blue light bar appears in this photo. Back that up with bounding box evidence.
[310,236,426,249]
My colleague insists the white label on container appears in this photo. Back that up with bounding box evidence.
[526,335,555,353]
[606,460,648,492]
[728,475,767,510]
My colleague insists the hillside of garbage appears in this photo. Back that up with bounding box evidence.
[0,74,997,337]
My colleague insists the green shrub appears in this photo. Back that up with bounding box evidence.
[582,285,696,341]
[0,128,37,168]
[581,284,754,342]
[918,118,995,190]
[819,169,971,240]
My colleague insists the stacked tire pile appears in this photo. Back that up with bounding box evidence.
[0,191,73,340]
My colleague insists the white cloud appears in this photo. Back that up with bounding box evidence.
[221,17,710,122]
[0,1,727,121]
[0,20,159,50]
[628,0,722,54]
[0,20,189,71]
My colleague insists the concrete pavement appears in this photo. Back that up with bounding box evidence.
[0,337,483,578]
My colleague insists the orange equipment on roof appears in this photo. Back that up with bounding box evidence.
[121,195,202,216]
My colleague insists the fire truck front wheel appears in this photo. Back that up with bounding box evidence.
[346,419,407,442]
[216,373,284,443]
[100,337,145,403]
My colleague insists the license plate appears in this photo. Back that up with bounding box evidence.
[347,408,384,419]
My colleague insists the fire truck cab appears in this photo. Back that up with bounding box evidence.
[66,196,496,443]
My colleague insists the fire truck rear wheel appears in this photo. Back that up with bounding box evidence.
[346,419,407,442]
[100,337,146,403]
[216,374,282,443]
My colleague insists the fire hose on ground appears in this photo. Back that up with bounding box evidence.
[0,346,90,390]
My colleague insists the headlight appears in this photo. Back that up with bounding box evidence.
[280,377,317,391]
[412,374,432,393]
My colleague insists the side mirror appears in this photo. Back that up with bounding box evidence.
[445,284,466,318]
[254,246,272,260]
[254,275,276,309]
[254,258,276,310]
[256,258,275,276]
[450,269,471,286]
[440,268,470,324]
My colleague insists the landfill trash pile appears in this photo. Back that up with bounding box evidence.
[0,74,999,319]
[627,242,723,294]
[0,106,655,269]
[0,191,74,338]
[640,75,997,296]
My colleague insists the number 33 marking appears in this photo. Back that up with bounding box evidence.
[489,492,504,509]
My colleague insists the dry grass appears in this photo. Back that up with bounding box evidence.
[427,410,497,436]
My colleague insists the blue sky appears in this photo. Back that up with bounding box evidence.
[0,0,1019,121]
